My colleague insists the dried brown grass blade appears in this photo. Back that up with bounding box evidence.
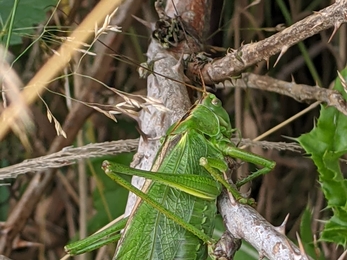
[0,46,33,150]
[0,0,123,141]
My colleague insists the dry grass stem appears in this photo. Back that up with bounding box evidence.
[234,138,302,153]
[0,137,303,184]
[0,139,139,181]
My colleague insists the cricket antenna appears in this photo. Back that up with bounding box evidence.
[171,0,179,17]
[198,68,208,98]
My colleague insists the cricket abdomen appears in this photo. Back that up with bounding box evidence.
[115,131,223,260]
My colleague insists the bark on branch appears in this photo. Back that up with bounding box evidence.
[222,72,347,116]
[125,0,210,215]
[191,0,347,84]
[218,192,312,260]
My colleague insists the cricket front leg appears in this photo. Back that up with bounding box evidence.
[199,157,255,205]
[217,142,275,188]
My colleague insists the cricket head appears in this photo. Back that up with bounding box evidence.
[171,93,233,140]
[201,93,233,139]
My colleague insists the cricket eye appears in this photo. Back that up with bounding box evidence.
[212,98,221,107]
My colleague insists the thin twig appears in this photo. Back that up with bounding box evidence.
[218,73,347,116]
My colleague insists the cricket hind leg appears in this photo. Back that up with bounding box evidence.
[64,217,127,256]
[102,160,216,244]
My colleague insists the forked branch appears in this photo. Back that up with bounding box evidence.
[189,0,347,84]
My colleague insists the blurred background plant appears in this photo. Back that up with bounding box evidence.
[0,0,346,259]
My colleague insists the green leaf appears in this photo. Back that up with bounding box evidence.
[0,0,57,45]
[297,67,347,247]
[0,186,9,221]
[299,206,324,259]
[234,241,258,260]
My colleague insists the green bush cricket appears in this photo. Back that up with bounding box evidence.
[64,92,275,259]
